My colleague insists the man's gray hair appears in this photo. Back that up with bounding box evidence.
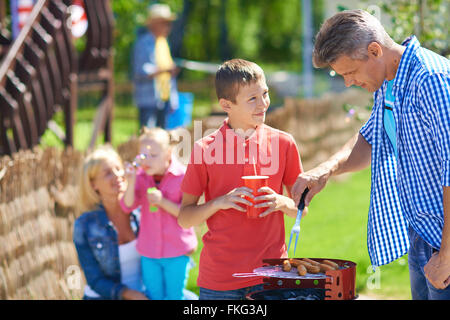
[313,9,395,68]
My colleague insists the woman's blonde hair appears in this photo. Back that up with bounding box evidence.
[78,145,124,212]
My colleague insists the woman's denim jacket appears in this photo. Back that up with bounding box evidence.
[73,205,140,300]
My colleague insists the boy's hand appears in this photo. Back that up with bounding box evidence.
[147,188,163,205]
[213,187,254,212]
[254,187,299,218]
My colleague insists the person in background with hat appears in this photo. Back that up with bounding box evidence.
[131,3,180,129]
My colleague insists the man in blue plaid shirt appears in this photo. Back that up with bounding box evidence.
[292,9,450,299]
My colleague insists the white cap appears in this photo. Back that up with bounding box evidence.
[147,3,176,22]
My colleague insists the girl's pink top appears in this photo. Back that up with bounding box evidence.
[120,158,197,259]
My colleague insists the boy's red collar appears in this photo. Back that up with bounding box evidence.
[221,118,265,145]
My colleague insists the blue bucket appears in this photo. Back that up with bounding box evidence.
[166,92,194,129]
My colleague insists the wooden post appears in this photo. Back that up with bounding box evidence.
[104,54,114,144]
[0,1,6,27]
[64,73,77,148]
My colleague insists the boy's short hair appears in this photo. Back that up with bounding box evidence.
[215,59,265,103]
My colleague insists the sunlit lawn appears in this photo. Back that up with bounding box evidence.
[40,104,139,150]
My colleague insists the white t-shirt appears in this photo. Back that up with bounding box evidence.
[84,239,142,298]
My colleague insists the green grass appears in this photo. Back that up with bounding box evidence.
[40,104,140,151]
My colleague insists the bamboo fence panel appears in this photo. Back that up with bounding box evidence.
[0,147,84,299]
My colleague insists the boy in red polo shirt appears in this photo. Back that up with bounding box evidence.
[178,59,304,300]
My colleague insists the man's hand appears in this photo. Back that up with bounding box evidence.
[424,252,450,290]
[292,133,371,207]
[292,165,332,207]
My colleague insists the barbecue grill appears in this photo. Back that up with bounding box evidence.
[233,258,357,300]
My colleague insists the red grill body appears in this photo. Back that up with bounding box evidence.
[249,258,357,300]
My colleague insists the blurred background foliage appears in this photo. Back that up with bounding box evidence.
[110,0,448,80]
[369,0,449,57]
[112,0,325,78]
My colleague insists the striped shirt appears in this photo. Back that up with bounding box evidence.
[360,36,450,267]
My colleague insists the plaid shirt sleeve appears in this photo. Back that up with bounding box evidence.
[419,73,450,186]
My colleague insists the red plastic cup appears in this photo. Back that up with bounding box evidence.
[241,175,269,218]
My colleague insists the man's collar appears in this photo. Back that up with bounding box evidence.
[392,35,420,90]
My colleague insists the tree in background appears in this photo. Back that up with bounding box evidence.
[375,0,448,58]
[111,0,324,77]
[111,0,148,79]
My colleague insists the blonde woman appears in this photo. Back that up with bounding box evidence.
[73,145,148,300]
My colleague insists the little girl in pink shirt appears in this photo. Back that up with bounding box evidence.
[120,127,197,300]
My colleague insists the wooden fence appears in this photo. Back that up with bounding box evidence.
[0,0,77,155]
[0,147,83,299]
[0,0,115,156]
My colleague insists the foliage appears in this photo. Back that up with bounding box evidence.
[111,0,149,79]
[110,0,324,76]
[371,0,449,58]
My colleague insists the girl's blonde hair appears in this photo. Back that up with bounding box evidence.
[139,126,178,151]
[78,145,124,212]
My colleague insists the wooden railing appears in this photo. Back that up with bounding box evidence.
[0,0,77,155]
[0,0,115,156]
